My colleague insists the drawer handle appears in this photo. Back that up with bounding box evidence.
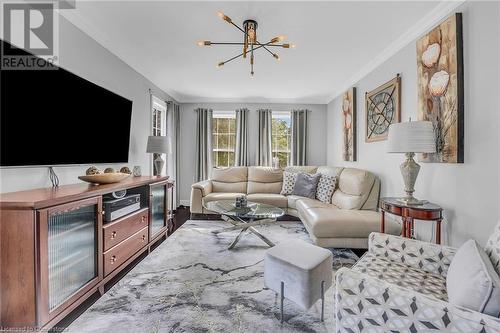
[110,255,117,264]
[142,235,146,242]
[111,231,117,239]
[141,216,146,223]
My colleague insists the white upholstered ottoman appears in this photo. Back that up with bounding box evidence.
[264,239,333,322]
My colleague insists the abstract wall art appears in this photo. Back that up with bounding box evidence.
[342,87,356,161]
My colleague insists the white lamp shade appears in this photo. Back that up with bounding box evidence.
[387,121,436,153]
[146,136,172,154]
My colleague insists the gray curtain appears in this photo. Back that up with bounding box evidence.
[235,108,249,166]
[291,109,308,166]
[167,101,180,208]
[195,108,213,181]
[257,109,273,166]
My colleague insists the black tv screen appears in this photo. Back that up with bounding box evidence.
[0,40,133,167]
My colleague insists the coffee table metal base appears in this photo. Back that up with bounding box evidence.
[212,215,276,249]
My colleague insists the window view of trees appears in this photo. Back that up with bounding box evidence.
[272,112,292,168]
[212,113,236,167]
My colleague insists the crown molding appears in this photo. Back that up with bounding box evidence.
[59,9,182,102]
[325,0,466,104]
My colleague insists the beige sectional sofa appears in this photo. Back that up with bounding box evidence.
[190,166,400,249]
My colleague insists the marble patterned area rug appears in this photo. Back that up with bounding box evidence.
[65,220,359,333]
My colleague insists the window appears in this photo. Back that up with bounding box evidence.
[151,97,167,175]
[212,111,236,167]
[272,111,292,168]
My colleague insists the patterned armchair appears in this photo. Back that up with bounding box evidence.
[335,229,500,332]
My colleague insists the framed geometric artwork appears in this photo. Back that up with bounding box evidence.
[365,75,401,142]
[417,13,464,163]
[342,87,356,161]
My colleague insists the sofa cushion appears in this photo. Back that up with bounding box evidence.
[212,167,248,193]
[246,193,288,208]
[296,198,333,211]
[353,252,448,301]
[292,173,321,199]
[247,167,283,194]
[287,195,307,210]
[331,168,375,210]
[447,239,500,317]
[315,174,337,203]
[299,207,386,238]
[202,192,246,205]
[280,171,298,195]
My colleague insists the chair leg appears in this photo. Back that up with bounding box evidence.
[280,281,284,324]
[321,280,325,322]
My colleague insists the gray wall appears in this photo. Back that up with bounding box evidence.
[179,103,327,204]
[0,16,174,193]
[326,1,500,247]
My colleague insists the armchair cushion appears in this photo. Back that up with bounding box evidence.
[335,267,500,332]
[447,239,500,317]
[368,232,456,278]
[353,252,447,301]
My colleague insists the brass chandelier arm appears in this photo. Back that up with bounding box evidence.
[209,42,290,48]
[220,43,267,66]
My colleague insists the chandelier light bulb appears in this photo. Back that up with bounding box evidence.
[278,35,286,42]
[217,11,231,23]
[197,41,204,47]
[290,43,296,48]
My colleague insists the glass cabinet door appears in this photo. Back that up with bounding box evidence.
[150,183,167,239]
[38,197,102,323]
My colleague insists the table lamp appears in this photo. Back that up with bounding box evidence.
[387,120,436,205]
[146,136,172,176]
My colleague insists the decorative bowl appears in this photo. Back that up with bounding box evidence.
[78,172,131,185]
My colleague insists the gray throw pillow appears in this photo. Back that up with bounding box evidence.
[447,239,500,317]
[291,172,321,199]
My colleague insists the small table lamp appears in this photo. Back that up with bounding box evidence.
[147,136,172,176]
[387,120,436,205]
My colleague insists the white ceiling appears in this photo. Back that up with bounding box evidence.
[61,1,458,104]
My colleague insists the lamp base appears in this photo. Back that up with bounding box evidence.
[396,196,428,206]
[153,155,165,176]
[398,152,424,206]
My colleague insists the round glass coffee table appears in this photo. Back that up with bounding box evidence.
[203,200,284,249]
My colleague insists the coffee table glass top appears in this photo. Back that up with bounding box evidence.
[204,200,284,219]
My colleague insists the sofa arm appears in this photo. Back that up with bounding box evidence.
[335,267,500,333]
[190,180,212,214]
[191,180,213,196]
[368,232,456,278]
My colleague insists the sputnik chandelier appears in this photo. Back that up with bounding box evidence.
[197,11,295,77]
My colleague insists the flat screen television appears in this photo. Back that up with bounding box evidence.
[0,40,133,167]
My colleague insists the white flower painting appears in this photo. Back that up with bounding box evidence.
[417,13,464,163]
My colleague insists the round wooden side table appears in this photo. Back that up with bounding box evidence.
[379,197,443,244]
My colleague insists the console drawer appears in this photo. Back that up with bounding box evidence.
[103,208,149,251]
[103,227,148,276]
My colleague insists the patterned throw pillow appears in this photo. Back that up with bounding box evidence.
[280,171,298,195]
[315,174,337,203]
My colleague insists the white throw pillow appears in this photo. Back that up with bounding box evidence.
[280,171,297,195]
[447,239,500,317]
[315,174,337,203]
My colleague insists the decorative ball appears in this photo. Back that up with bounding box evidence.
[120,166,132,174]
[86,166,100,175]
[104,167,115,174]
